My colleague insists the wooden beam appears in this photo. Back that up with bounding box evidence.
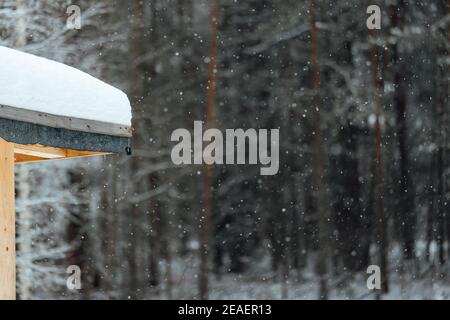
[13,143,110,163]
[0,139,16,300]
[14,154,47,164]
[14,144,66,159]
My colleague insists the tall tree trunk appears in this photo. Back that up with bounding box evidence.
[309,0,329,300]
[199,0,220,300]
[436,0,449,266]
[148,174,160,288]
[102,158,116,296]
[128,0,146,299]
[370,27,389,294]
[389,0,415,261]
[444,0,450,260]
[147,0,161,292]
[335,122,364,271]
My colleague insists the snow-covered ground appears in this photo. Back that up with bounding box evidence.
[0,46,131,126]
[149,251,450,300]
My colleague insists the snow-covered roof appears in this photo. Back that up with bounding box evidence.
[0,46,132,154]
[0,45,132,129]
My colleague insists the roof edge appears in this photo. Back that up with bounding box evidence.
[1,104,132,138]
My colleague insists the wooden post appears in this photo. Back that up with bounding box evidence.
[0,138,15,300]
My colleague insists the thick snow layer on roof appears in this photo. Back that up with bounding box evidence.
[0,46,132,127]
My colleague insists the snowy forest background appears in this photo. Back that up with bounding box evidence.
[0,0,449,299]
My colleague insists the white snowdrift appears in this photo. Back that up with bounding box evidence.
[0,46,132,127]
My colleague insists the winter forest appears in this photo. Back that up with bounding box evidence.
[0,0,449,300]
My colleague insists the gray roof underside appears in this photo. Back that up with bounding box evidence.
[0,117,130,154]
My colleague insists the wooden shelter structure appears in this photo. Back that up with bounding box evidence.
[0,46,132,299]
